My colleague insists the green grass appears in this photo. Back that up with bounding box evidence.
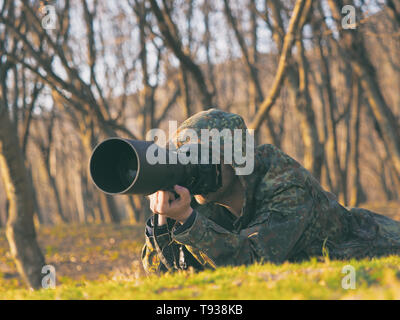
[1,222,400,299]
[2,255,400,299]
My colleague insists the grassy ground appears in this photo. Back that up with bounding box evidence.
[0,202,400,300]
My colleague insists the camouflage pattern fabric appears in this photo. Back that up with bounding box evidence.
[141,108,400,274]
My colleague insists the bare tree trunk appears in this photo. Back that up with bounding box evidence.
[45,165,68,223]
[77,114,122,224]
[0,203,3,228]
[387,0,400,26]
[250,0,324,180]
[124,197,137,224]
[0,104,45,289]
[149,0,213,107]
[315,32,345,198]
[307,49,335,192]
[328,0,400,179]
[94,192,105,223]
[349,80,366,206]
[36,111,68,223]
[295,35,323,181]
[16,73,45,225]
[29,166,47,223]
[135,0,156,135]
[250,0,308,129]
[100,193,121,224]
[202,0,217,102]
[178,65,192,118]
[223,0,279,146]
[262,0,322,178]
[73,172,86,223]
[124,196,145,224]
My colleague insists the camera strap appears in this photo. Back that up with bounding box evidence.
[153,215,181,272]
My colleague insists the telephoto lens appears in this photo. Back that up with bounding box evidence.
[89,138,222,196]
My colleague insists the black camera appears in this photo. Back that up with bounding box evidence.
[89,138,222,195]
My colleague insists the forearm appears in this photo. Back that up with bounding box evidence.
[141,215,170,274]
[172,211,257,267]
[142,214,201,273]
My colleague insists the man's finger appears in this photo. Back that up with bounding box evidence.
[151,191,161,213]
[168,191,176,201]
[156,191,161,205]
[159,191,169,206]
[157,191,171,213]
[150,193,158,213]
[174,185,190,202]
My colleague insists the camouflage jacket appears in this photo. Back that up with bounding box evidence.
[142,143,400,274]
[141,110,400,274]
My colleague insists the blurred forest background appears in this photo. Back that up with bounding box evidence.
[0,0,399,289]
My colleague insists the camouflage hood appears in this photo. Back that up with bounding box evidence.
[170,108,254,175]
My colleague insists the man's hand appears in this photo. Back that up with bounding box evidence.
[149,185,193,225]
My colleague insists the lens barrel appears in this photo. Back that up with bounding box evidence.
[89,138,185,195]
[89,138,222,195]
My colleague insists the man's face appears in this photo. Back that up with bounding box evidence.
[194,164,236,204]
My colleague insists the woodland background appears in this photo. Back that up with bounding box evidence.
[0,0,399,290]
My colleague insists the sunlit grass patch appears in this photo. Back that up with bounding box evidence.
[1,223,400,299]
[2,255,400,300]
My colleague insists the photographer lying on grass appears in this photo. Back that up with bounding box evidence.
[142,108,400,274]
